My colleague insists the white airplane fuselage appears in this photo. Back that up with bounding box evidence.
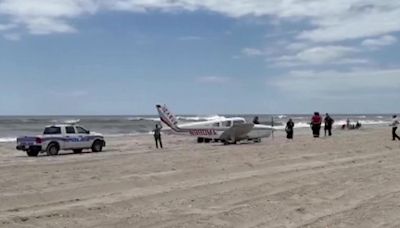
[156,105,273,143]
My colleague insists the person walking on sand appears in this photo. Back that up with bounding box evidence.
[286,118,294,139]
[324,113,334,136]
[153,124,163,149]
[390,115,400,141]
[310,112,322,138]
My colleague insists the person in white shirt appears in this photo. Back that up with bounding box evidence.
[390,115,400,141]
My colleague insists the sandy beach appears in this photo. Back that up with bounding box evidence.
[1,128,400,228]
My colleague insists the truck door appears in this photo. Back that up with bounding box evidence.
[65,126,80,149]
[75,126,91,148]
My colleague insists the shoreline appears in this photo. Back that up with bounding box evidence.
[0,122,392,144]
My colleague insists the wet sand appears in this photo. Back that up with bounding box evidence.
[1,128,400,227]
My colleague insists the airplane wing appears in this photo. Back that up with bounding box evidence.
[220,123,254,142]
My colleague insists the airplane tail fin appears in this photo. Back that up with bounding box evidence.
[156,104,179,131]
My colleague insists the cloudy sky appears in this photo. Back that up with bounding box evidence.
[0,0,399,115]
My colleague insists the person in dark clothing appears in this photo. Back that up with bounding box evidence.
[310,112,322,138]
[253,116,260,124]
[390,115,400,141]
[286,118,294,139]
[324,113,334,136]
[153,124,163,149]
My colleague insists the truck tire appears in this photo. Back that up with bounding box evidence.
[47,143,59,156]
[91,140,103,152]
[27,149,39,157]
[73,149,83,154]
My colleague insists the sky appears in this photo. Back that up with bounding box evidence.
[0,0,399,115]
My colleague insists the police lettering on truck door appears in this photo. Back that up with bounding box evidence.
[74,126,92,148]
[65,126,80,149]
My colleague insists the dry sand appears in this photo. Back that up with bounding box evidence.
[1,128,400,228]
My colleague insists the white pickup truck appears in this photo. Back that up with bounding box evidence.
[16,124,106,157]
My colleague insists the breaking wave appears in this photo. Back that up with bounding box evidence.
[50,119,81,124]
[277,115,287,119]
[293,119,391,129]
[0,137,16,143]
[127,117,160,121]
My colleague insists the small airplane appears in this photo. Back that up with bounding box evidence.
[156,104,279,144]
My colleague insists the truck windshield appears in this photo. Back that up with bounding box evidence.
[43,127,61,135]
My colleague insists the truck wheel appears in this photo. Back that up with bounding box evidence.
[27,149,39,157]
[73,149,83,154]
[197,137,204,143]
[47,143,59,156]
[92,140,103,152]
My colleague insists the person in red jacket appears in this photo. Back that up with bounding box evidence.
[310,112,322,138]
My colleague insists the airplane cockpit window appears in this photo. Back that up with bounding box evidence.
[223,121,232,127]
[212,122,220,127]
[233,120,245,126]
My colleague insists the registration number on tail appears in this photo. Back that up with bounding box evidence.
[189,129,217,136]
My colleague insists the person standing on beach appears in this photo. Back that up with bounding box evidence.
[253,116,260,124]
[390,115,400,141]
[286,118,294,139]
[311,112,322,138]
[324,113,334,136]
[153,124,163,149]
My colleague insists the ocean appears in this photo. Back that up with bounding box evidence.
[0,114,393,143]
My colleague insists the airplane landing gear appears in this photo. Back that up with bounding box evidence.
[197,137,212,143]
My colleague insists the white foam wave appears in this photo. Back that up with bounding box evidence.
[358,120,391,125]
[127,117,159,121]
[65,119,80,124]
[0,137,16,143]
[293,122,311,128]
[277,115,287,119]
[292,119,390,129]
[50,119,80,124]
[334,119,390,126]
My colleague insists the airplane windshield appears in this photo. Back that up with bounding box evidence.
[223,121,231,127]
[233,120,245,126]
